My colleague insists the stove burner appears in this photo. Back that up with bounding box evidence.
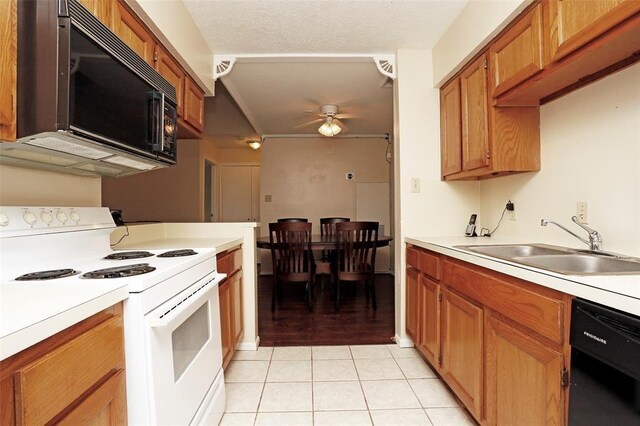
[82,263,156,279]
[157,249,198,258]
[103,251,154,260]
[15,269,80,281]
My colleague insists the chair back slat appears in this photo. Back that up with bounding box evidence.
[335,221,378,280]
[269,222,312,282]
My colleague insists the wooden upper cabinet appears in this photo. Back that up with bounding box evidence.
[441,288,483,419]
[155,46,185,117]
[490,4,544,97]
[111,0,156,66]
[0,0,16,141]
[547,0,640,63]
[184,78,205,132]
[460,55,490,172]
[440,78,462,177]
[77,0,113,27]
[485,313,564,425]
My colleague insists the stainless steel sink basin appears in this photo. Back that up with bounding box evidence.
[457,244,569,258]
[511,254,640,275]
[455,243,640,276]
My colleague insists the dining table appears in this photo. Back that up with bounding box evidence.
[256,234,393,250]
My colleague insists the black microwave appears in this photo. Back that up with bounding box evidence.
[8,0,178,175]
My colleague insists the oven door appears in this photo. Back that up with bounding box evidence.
[146,272,224,425]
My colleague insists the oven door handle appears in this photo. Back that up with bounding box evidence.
[147,273,225,329]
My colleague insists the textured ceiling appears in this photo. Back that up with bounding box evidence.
[185,0,469,144]
[184,0,469,54]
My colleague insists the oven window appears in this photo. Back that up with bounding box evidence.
[171,303,211,381]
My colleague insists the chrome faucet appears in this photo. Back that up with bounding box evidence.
[540,216,603,251]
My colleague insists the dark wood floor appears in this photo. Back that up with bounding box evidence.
[258,273,396,346]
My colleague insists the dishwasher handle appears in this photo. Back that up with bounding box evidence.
[571,299,640,381]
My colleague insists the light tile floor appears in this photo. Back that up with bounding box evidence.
[221,344,475,426]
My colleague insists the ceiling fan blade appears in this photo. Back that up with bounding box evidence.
[334,118,349,133]
[335,113,361,120]
[294,118,324,129]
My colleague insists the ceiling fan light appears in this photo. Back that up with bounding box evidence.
[318,119,341,137]
[247,140,262,150]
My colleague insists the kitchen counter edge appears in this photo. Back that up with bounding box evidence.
[405,237,639,316]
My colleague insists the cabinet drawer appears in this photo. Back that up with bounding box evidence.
[443,259,564,344]
[406,245,420,269]
[217,248,242,276]
[14,315,124,425]
[419,250,441,281]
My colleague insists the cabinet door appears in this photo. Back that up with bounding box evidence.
[77,0,113,27]
[219,280,233,368]
[155,46,185,117]
[441,289,483,419]
[548,0,640,62]
[440,78,462,177]
[406,267,420,344]
[184,78,205,132]
[417,276,440,367]
[460,55,489,172]
[490,4,543,97]
[57,369,127,425]
[111,0,156,66]
[0,0,16,141]
[485,313,564,426]
[232,271,244,345]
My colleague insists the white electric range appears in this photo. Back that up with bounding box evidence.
[0,206,226,425]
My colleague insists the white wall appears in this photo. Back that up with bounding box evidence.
[394,49,480,345]
[432,0,530,86]
[0,165,101,206]
[479,64,640,257]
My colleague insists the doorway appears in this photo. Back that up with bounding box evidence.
[204,161,216,222]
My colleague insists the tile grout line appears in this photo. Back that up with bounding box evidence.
[252,351,273,425]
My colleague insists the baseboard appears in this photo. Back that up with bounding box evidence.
[394,333,415,348]
[236,335,260,351]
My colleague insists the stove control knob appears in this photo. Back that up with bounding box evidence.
[23,210,37,225]
[70,211,80,223]
[0,212,9,226]
[56,210,68,224]
[41,211,53,225]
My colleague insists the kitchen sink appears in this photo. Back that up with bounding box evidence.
[511,254,640,275]
[455,243,640,276]
[458,244,569,258]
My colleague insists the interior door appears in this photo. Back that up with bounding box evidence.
[220,165,260,222]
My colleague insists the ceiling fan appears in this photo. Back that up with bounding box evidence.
[295,104,356,136]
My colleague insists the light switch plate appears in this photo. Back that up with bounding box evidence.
[410,178,420,193]
[265,195,272,202]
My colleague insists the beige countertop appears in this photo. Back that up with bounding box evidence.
[406,236,640,316]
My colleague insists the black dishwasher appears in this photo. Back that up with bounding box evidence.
[569,298,640,425]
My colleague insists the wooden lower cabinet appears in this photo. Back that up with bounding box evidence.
[406,266,420,343]
[441,288,483,419]
[485,312,564,425]
[405,244,570,425]
[0,304,126,426]
[417,275,440,366]
[218,248,244,369]
[219,278,233,367]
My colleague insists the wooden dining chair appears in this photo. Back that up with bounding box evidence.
[334,221,379,311]
[268,222,314,312]
[277,218,308,223]
[315,218,350,287]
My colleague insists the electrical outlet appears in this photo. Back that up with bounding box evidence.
[577,201,588,223]
[508,209,516,221]
[265,195,272,203]
[410,178,420,193]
